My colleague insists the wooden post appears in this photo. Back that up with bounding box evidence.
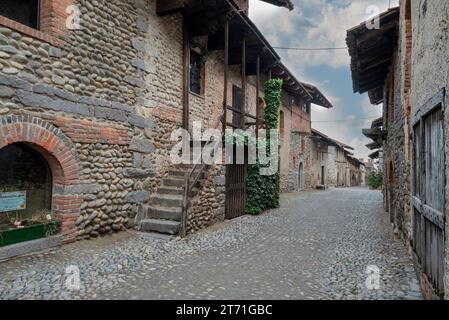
[256,55,260,136]
[268,68,272,81]
[223,19,229,134]
[183,17,190,131]
[240,37,246,129]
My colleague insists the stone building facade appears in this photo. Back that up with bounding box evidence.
[279,84,334,192]
[0,0,307,255]
[306,129,359,190]
[348,0,449,299]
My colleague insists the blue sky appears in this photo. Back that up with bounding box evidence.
[249,0,399,159]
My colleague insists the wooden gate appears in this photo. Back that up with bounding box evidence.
[225,164,247,219]
[412,89,445,297]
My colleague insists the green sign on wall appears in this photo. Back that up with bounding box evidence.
[0,191,27,213]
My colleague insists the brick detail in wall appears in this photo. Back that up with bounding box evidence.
[0,0,73,47]
[0,115,81,244]
[48,116,131,145]
[151,104,183,124]
[39,0,73,42]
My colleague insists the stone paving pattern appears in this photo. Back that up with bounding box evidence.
[0,188,422,300]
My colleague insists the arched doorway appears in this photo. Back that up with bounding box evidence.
[298,162,304,190]
[0,116,81,245]
[0,143,53,230]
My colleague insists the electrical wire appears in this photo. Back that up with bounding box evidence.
[273,46,348,51]
[312,116,381,123]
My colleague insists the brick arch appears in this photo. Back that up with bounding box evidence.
[0,116,82,243]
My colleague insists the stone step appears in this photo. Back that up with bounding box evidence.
[162,177,185,187]
[169,168,207,179]
[147,205,182,221]
[158,186,184,195]
[169,169,189,178]
[152,194,183,207]
[140,232,175,242]
[140,219,180,235]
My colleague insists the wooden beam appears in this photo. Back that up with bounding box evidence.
[183,17,190,131]
[256,55,260,136]
[156,0,185,15]
[241,38,246,129]
[223,19,229,134]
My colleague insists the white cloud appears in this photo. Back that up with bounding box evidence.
[250,0,400,69]
[248,0,394,160]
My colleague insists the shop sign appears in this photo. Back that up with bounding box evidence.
[0,191,27,213]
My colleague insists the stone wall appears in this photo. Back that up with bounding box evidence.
[0,0,165,243]
[382,8,412,241]
[280,93,311,192]
[187,165,225,233]
[410,0,449,298]
[327,146,337,187]
[306,137,329,189]
[0,0,228,243]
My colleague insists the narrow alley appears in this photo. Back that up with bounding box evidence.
[0,188,422,300]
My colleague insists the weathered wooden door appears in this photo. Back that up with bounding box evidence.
[412,90,445,297]
[225,164,247,219]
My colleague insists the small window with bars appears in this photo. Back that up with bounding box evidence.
[0,0,40,30]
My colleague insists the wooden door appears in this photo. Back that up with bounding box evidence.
[412,90,445,297]
[225,164,247,219]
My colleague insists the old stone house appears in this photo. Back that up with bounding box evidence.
[304,129,359,190]
[348,0,449,299]
[0,0,325,258]
[279,81,334,192]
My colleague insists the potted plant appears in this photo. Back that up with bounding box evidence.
[0,210,59,247]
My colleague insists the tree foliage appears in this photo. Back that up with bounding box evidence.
[367,170,383,190]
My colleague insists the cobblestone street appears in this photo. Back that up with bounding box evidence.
[0,188,422,300]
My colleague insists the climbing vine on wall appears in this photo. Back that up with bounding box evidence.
[245,79,282,215]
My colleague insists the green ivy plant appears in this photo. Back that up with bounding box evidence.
[245,79,282,215]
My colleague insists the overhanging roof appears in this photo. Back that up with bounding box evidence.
[362,128,387,142]
[366,141,381,150]
[260,0,294,10]
[271,63,313,101]
[157,0,293,16]
[311,129,354,150]
[369,150,380,160]
[368,87,384,105]
[371,117,383,128]
[159,0,309,100]
[346,8,400,99]
[300,82,333,109]
[347,156,364,167]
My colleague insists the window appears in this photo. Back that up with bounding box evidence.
[0,143,52,231]
[303,102,310,114]
[280,110,285,140]
[0,0,40,29]
[190,50,203,95]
